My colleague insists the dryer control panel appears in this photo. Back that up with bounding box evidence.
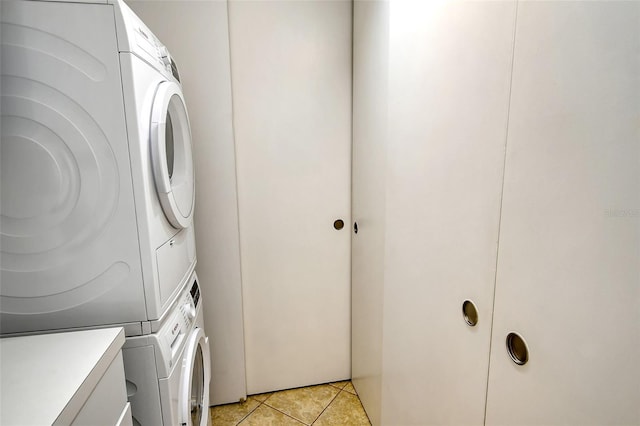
[115,0,181,82]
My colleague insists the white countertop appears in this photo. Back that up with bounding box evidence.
[0,327,125,425]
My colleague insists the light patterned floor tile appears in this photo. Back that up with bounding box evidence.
[210,398,260,426]
[264,384,340,424]
[343,381,357,395]
[328,380,349,390]
[248,392,273,403]
[314,391,371,426]
[238,404,305,426]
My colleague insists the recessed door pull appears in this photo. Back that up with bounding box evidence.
[506,332,529,365]
[462,300,478,326]
[353,222,358,234]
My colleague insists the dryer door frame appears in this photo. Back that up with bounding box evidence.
[179,327,210,426]
[150,81,195,229]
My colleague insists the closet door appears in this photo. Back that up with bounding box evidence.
[229,0,352,394]
[486,2,640,425]
[378,2,517,424]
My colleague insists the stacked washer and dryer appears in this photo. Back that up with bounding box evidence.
[0,1,211,425]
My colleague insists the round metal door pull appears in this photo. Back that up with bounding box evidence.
[506,332,529,365]
[333,219,344,230]
[462,300,478,326]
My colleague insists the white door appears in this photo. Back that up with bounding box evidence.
[376,2,518,425]
[228,0,352,393]
[180,327,210,426]
[150,81,195,229]
[486,2,640,424]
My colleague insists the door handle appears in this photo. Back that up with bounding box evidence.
[333,219,344,230]
[462,300,478,326]
[506,332,529,365]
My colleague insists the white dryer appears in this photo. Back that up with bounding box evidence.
[0,0,196,335]
[123,272,210,426]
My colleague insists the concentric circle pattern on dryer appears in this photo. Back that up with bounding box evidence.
[1,76,119,255]
[0,0,145,322]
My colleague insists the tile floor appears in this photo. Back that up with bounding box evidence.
[210,381,371,426]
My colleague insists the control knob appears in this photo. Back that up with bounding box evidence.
[159,46,172,69]
[183,302,196,320]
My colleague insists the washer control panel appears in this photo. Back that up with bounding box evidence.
[189,278,201,308]
[157,276,201,377]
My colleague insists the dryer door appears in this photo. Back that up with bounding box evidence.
[150,81,195,229]
[180,327,211,426]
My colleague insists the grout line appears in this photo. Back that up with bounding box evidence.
[342,382,357,396]
[233,399,262,426]
[356,395,373,426]
[310,388,343,425]
[483,1,519,424]
[327,381,348,391]
[264,405,308,426]
[255,392,273,404]
[229,382,371,426]
[259,389,312,425]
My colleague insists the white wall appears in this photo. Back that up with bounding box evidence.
[125,0,247,405]
[351,1,389,425]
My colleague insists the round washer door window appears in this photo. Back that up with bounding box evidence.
[150,81,195,229]
[180,327,211,426]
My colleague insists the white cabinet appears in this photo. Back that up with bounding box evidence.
[0,328,131,426]
[381,2,516,425]
[485,2,640,425]
[352,1,640,425]
[71,353,132,426]
[352,1,517,424]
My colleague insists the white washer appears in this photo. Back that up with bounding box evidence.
[0,0,196,335]
[124,272,210,426]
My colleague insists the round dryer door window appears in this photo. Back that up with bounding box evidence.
[150,81,195,229]
[180,327,211,426]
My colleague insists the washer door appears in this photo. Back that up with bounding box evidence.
[150,81,195,229]
[180,327,211,426]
